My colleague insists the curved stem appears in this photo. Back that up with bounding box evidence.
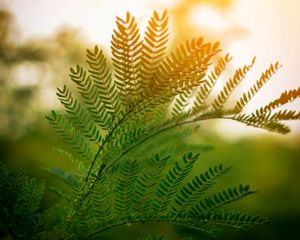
[104,119,196,172]
[83,216,210,240]
[82,112,275,200]
[83,117,204,200]
[85,108,132,181]
[104,114,225,172]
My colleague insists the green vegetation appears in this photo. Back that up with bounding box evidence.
[1,10,300,240]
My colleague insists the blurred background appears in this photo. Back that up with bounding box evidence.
[0,0,299,239]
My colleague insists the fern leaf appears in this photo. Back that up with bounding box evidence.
[57,85,102,143]
[212,56,256,111]
[53,148,87,176]
[139,10,169,95]
[153,152,200,213]
[46,110,94,161]
[234,62,282,112]
[137,38,220,114]
[69,65,114,130]
[111,11,142,104]
[255,87,300,115]
[233,113,291,134]
[0,163,45,239]
[90,175,113,225]
[40,167,80,188]
[186,210,271,232]
[172,164,232,214]
[114,160,139,216]
[192,53,232,113]
[86,46,123,118]
[171,90,192,117]
[189,184,255,216]
[134,154,170,212]
[268,110,300,121]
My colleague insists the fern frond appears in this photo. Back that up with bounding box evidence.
[53,148,87,176]
[249,109,300,123]
[67,187,93,238]
[41,10,300,239]
[234,62,282,112]
[90,175,113,225]
[153,153,200,213]
[139,10,169,95]
[86,46,123,118]
[192,53,233,113]
[212,56,256,111]
[137,38,220,115]
[172,164,232,214]
[134,154,170,212]
[185,210,271,232]
[267,110,300,121]
[114,160,140,216]
[57,85,102,143]
[111,11,142,104]
[41,167,80,188]
[46,110,94,161]
[70,65,114,130]
[255,87,300,115]
[233,113,291,134]
[171,90,192,117]
[189,184,255,216]
[0,163,45,240]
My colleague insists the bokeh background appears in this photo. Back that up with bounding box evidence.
[0,0,300,239]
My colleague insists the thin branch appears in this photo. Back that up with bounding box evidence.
[104,119,196,172]
[85,108,132,181]
[83,215,264,240]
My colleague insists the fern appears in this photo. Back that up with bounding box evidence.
[2,10,300,240]
[42,11,299,239]
[212,56,256,110]
[111,11,142,104]
[46,110,95,161]
[57,85,103,143]
[86,46,122,118]
[192,53,233,113]
[139,10,169,95]
[233,61,282,113]
[0,163,45,240]
[69,64,115,131]
[66,154,269,240]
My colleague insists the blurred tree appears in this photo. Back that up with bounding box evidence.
[0,8,88,139]
[0,9,47,138]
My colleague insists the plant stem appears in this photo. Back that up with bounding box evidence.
[82,215,230,240]
[82,113,226,199]
[85,108,132,181]
[104,113,224,172]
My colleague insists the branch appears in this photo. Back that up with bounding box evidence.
[85,108,132,181]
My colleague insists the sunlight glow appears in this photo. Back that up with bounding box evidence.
[190,5,228,33]
[5,0,300,137]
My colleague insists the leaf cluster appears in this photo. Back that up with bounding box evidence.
[1,10,300,240]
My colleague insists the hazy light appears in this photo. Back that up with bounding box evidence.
[190,5,228,33]
[6,0,300,137]
[13,64,41,87]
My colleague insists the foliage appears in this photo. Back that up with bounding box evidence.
[0,163,45,239]
[1,10,300,240]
